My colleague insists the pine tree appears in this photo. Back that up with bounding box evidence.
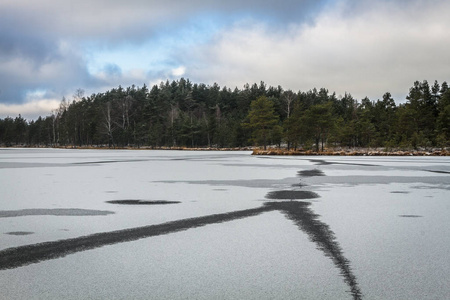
[244,96,279,150]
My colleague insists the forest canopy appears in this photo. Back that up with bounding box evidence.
[1,79,449,150]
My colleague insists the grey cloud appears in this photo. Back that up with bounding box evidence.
[2,1,326,40]
[1,0,324,106]
[0,31,53,62]
[1,0,449,112]
[0,42,94,104]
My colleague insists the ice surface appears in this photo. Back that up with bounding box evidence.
[1,148,449,299]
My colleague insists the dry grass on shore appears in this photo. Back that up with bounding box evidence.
[252,148,450,156]
[3,145,449,156]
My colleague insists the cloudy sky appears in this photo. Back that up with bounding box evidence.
[1,0,449,119]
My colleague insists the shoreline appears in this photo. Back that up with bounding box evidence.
[251,148,450,156]
[1,145,449,156]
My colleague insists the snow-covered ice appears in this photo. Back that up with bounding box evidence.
[1,148,449,299]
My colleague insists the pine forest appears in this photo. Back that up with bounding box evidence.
[1,79,449,151]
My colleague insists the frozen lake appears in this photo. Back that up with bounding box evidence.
[1,148,449,299]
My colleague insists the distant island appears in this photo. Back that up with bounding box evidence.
[1,79,449,154]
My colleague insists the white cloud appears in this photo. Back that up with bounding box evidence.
[172,66,186,77]
[189,0,450,100]
[1,0,450,122]
[0,99,60,120]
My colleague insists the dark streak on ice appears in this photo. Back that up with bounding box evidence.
[72,159,150,165]
[426,169,450,174]
[309,159,379,167]
[399,215,423,218]
[0,205,274,270]
[298,169,326,177]
[5,232,34,236]
[267,202,363,300]
[0,208,115,218]
[106,200,181,205]
[0,201,362,299]
[266,190,320,200]
[309,159,333,165]
[291,182,308,188]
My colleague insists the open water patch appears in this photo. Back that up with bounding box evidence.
[0,208,115,218]
[298,169,325,177]
[106,200,181,205]
[5,231,34,236]
[266,190,320,200]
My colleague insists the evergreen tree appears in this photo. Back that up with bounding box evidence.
[1,78,449,150]
[244,96,279,150]
[302,102,335,152]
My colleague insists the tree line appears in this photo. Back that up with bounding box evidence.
[0,79,449,150]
